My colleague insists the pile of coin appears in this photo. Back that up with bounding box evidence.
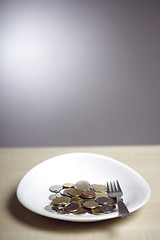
[45,181,117,215]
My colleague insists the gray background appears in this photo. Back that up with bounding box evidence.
[0,0,160,147]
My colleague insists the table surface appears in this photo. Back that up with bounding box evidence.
[0,145,159,240]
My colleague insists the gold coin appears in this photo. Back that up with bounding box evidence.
[106,198,116,206]
[63,183,74,188]
[82,190,95,198]
[67,188,82,197]
[91,207,105,215]
[64,203,80,212]
[95,192,108,198]
[73,207,88,215]
[83,200,98,209]
[52,197,70,206]
[93,184,107,192]
[71,197,84,205]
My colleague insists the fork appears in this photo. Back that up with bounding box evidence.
[107,180,131,218]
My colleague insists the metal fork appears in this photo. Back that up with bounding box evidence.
[107,180,130,218]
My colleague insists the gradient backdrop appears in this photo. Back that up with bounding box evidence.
[0,0,160,147]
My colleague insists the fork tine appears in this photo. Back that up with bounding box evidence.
[113,181,117,192]
[107,182,110,193]
[110,181,114,192]
[116,180,123,193]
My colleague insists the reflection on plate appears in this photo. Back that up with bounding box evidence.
[16,153,150,222]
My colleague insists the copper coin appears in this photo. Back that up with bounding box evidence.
[91,207,105,215]
[96,197,109,205]
[64,203,80,212]
[82,190,95,198]
[83,200,98,209]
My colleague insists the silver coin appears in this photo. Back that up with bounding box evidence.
[45,205,57,212]
[56,193,62,198]
[74,180,90,190]
[100,205,114,213]
[49,185,62,193]
[49,194,57,200]
[60,189,71,197]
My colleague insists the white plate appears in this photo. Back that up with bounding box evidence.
[16,153,150,222]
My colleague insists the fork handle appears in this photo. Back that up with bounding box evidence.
[117,198,131,218]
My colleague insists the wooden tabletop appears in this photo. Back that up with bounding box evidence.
[0,145,159,240]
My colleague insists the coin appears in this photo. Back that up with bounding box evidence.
[91,207,105,215]
[52,197,70,206]
[95,192,108,198]
[106,198,116,206]
[49,185,62,193]
[64,203,80,212]
[49,194,57,200]
[71,197,84,205]
[75,181,90,190]
[57,207,68,214]
[45,205,57,212]
[73,207,88,215]
[83,200,98,209]
[60,189,71,197]
[100,205,115,213]
[67,188,82,197]
[82,190,95,198]
[93,184,107,192]
[63,183,74,188]
[96,197,109,205]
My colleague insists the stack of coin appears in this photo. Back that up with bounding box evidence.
[45,181,117,215]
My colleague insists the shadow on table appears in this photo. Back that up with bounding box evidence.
[7,189,139,236]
